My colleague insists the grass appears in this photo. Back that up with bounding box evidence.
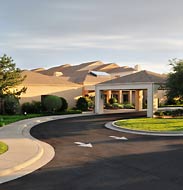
[0,114,44,126]
[0,110,82,127]
[0,141,8,154]
[115,118,183,132]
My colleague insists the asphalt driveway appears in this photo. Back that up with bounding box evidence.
[1,112,183,190]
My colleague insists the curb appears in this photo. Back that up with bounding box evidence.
[105,121,183,137]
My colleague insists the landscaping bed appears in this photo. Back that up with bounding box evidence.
[115,117,183,132]
[154,109,183,117]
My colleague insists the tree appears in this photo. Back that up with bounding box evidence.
[166,59,183,104]
[0,54,26,113]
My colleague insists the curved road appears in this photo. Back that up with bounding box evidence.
[1,112,183,190]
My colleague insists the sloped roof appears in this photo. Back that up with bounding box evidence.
[99,70,167,85]
[65,70,112,84]
[83,73,112,85]
[94,63,120,71]
[21,70,81,87]
[31,61,139,85]
[38,61,104,76]
[106,66,136,74]
[38,64,71,76]
[68,70,89,84]
[31,68,45,72]
[77,61,103,71]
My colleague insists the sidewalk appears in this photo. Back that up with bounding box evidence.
[0,113,94,184]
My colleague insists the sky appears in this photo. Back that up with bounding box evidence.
[0,0,183,74]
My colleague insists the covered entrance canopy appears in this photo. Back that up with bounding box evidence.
[95,70,167,117]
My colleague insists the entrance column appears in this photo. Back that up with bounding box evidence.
[128,90,132,104]
[135,90,143,111]
[153,87,159,112]
[95,87,104,114]
[118,90,122,103]
[106,90,112,103]
[147,84,158,117]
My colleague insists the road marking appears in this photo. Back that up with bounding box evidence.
[74,142,93,148]
[109,136,128,140]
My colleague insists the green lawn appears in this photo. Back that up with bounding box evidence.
[0,114,44,126]
[0,110,82,127]
[115,118,183,132]
[0,141,8,154]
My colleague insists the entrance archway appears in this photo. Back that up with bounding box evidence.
[95,83,159,117]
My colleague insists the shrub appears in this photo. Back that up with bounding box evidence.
[4,95,20,115]
[109,97,118,104]
[85,96,94,109]
[112,103,119,109]
[42,95,62,113]
[21,101,42,114]
[123,103,135,109]
[21,102,32,113]
[60,97,68,112]
[76,97,88,111]
[32,101,42,113]
[104,102,123,109]
[163,110,172,116]
[172,109,183,116]
[154,111,160,116]
[112,103,123,109]
[104,103,113,109]
[159,111,164,116]
[117,103,123,109]
[154,111,164,116]
[154,109,183,117]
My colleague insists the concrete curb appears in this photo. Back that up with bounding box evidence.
[0,113,95,184]
[105,121,183,137]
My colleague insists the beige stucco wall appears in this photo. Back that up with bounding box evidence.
[18,85,83,108]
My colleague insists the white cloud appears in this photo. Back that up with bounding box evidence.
[1,33,183,54]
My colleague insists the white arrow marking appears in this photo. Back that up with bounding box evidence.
[74,142,93,148]
[109,136,128,140]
